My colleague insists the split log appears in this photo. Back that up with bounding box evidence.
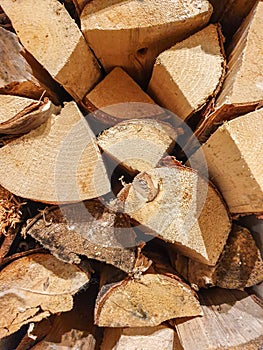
[84,67,167,126]
[98,119,177,173]
[210,0,258,40]
[189,108,263,215]
[174,288,263,350]
[147,24,226,122]
[0,253,91,338]
[101,326,181,350]
[0,101,110,204]
[170,224,263,290]
[1,0,102,101]
[188,2,263,147]
[25,199,138,273]
[0,96,60,135]
[118,162,231,265]
[95,262,202,327]
[0,26,59,103]
[81,0,212,85]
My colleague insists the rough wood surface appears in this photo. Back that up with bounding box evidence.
[101,326,181,350]
[189,2,263,147]
[1,0,101,101]
[118,164,231,265]
[174,288,263,350]
[0,253,91,338]
[98,119,177,173]
[148,24,226,121]
[189,108,263,215]
[95,262,202,327]
[0,26,59,103]
[81,0,212,85]
[170,224,263,290]
[84,67,167,126]
[25,199,138,273]
[0,96,60,135]
[0,101,110,203]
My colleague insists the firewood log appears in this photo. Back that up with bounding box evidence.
[118,162,231,265]
[81,0,212,85]
[189,108,263,215]
[1,0,102,101]
[98,119,177,174]
[83,67,167,126]
[0,101,110,203]
[148,24,226,121]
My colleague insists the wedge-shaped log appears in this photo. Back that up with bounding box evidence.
[189,109,263,215]
[174,288,263,350]
[95,264,202,327]
[170,225,263,290]
[81,0,212,85]
[84,67,167,126]
[0,101,110,203]
[0,253,91,338]
[148,24,225,121]
[1,0,101,100]
[0,96,60,135]
[98,119,177,173]
[118,165,231,265]
[101,326,180,350]
[192,2,263,144]
[0,27,59,103]
[26,199,137,273]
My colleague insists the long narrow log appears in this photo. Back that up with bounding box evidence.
[148,24,226,122]
[1,0,102,101]
[81,0,212,85]
[0,101,110,203]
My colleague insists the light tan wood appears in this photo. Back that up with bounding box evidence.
[190,2,263,146]
[84,67,167,125]
[81,0,212,85]
[26,200,137,273]
[101,326,180,350]
[189,108,263,215]
[98,119,177,173]
[175,288,263,350]
[0,96,60,135]
[171,224,263,290]
[0,253,91,338]
[1,0,101,100]
[118,164,231,265]
[148,24,226,121]
[0,26,59,103]
[0,101,110,204]
[95,264,202,327]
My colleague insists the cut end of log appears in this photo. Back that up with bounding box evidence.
[98,119,177,173]
[148,24,225,121]
[0,101,110,203]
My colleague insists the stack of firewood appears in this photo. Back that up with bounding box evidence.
[0,0,262,349]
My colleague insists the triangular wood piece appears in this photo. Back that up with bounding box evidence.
[0,101,110,203]
[0,27,59,103]
[1,0,102,100]
[148,24,226,121]
[98,119,177,173]
[0,96,60,135]
[174,288,263,350]
[26,199,138,273]
[95,263,201,327]
[118,163,231,265]
[81,0,212,85]
[0,253,91,338]
[84,67,167,126]
[189,108,263,215]
[170,224,263,290]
